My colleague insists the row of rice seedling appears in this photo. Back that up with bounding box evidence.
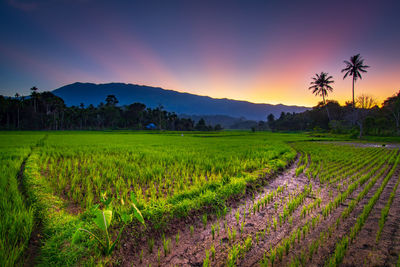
[0,133,43,266]
[322,149,394,218]
[214,143,390,266]
[323,148,383,184]
[376,167,400,241]
[211,169,321,265]
[326,152,400,267]
[327,148,384,187]
[284,148,396,266]
[294,143,381,184]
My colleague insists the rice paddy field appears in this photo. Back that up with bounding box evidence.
[1,131,400,266]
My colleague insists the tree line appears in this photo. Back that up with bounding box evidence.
[268,54,400,137]
[0,88,221,131]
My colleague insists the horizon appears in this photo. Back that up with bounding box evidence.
[1,0,400,106]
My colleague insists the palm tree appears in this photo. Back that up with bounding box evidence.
[15,93,20,129]
[309,72,334,120]
[341,54,370,108]
[30,86,38,112]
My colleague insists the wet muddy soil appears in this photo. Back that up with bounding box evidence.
[117,158,334,267]
[115,145,400,267]
[342,169,400,267]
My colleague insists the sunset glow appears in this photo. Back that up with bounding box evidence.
[1,0,399,106]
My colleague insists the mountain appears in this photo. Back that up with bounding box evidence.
[52,82,309,121]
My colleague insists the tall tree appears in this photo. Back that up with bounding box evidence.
[383,91,400,134]
[105,95,118,107]
[341,54,370,108]
[30,86,38,113]
[309,72,334,120]
[15,93,20,129]
[356,94,377,109]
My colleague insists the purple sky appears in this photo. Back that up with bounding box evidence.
[1,0,399,105]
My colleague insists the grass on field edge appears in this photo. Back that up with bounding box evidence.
[23,151,105,266]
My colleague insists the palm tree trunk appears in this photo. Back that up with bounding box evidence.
[323,94,331,121]
[352,76,355,109]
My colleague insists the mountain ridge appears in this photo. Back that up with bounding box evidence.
[52,82,310,121]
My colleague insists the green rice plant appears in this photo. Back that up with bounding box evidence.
[284,239,290,255]
[260,252,268,267]
[202,214,208,229]
[227,227,232,243]
[235,210,240,225]
[244,235,253,252]
[175,231,180,245]
[269,247,276,266]
[139,249,143,263]
[227,244,240,267]
[290,232,296,246]
[210,244,215,260]
[277,244,284,261]
[162,236,171,256]
[148,238,154,253]
[232,228,237,242]
[376,175,400,242]
[297,228,301,243]
[299,249,306,266]
[203,249,210,267]
[223,206,228,217]
[211,224,215,240]
[190,225,194,237]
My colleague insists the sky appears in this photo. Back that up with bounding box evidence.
[1,0,399,106]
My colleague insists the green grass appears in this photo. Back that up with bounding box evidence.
[7,131,394,266]
[36,132,307,228]
[0,131,317,265]
[0,134,43,266]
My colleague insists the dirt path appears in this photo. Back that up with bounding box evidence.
[16,154,43,267]
[18,136,48,267]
